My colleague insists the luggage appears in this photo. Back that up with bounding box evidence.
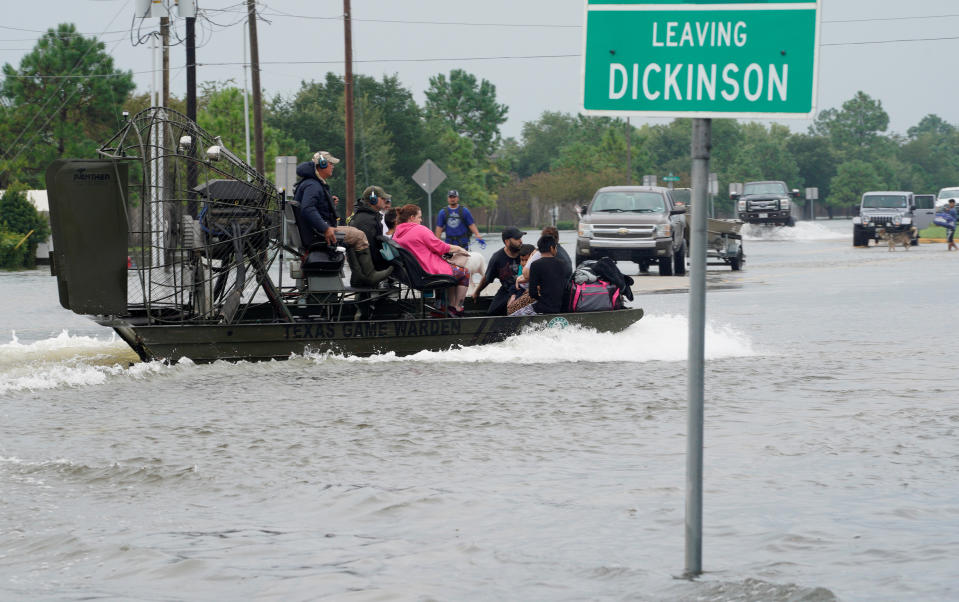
[569,280,621,312]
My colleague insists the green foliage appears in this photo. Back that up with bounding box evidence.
[0,181,48,268]
[907,114,955,139]
[812,91,889,156]
[787,133,837,200]
[267,72,428,203]
[196,80,307,183]
[0,228,33,269]
[726,123,800,186]
[0,23,135,187]
[424,69,508,160]
[829,160,884,207]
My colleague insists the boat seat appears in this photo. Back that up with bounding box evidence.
[379,236,457,292]
[286,201,345,276]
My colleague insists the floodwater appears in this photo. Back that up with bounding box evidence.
[2,219,958,601]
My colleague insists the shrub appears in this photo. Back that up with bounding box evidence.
[0,228,32,270]
[0,181,49,268]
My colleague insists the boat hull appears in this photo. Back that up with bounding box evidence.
[106,308,644,363]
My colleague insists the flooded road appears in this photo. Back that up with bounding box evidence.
[2,219,958,601]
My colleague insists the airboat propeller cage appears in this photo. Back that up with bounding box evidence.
[46,107,282,323]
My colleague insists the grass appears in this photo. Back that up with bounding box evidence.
[919,225,948,240]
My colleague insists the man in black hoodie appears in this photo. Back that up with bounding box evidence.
[349,185,392,271]
[293,151,391,287]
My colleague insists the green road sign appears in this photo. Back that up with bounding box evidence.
[663,175,680,181]
[581,0,820,118]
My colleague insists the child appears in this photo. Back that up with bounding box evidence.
[507,244,536,311]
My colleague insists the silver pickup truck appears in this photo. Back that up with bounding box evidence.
[575,186,687,276]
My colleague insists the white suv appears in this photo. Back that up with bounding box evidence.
[937,187,959,207]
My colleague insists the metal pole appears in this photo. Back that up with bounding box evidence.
[343,0,356,219]
[685,117,710,579]
[151,35,160,268]
[426,162,433,226]
[626,117,631,185]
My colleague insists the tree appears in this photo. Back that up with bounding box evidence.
[0,180,49,268]
[907,114,955,139]
[0,23,135,187]
[829,160,883,210]
[196,81,307,182]
[267,72,429,202]
[424,69,508,159]
[727,123,799,186]
[812,91,889,156]
[510,111,579,178]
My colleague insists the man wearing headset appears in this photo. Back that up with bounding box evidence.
[349,185,392,271]
[293,151,392,287]
[435,189,483,249]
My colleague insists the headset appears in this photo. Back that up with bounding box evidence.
[315,153,329,169]
[368,187,379,204]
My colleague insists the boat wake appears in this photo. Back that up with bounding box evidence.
[742,221,847,241]
[0,330,151,395]
[317,314,761,365]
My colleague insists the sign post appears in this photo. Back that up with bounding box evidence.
[708,173,718,218]
[805,187,819,220]
[412,159,447,228]
[581,0,820,579]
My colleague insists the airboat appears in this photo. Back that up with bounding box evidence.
[45,108,642,363]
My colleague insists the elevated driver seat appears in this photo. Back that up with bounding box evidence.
[285,201,346,291]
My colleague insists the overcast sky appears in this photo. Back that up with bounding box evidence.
[2,0,958,143]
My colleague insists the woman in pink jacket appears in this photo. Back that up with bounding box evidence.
[393,203,470,316]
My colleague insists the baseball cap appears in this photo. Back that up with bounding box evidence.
[448,189,459,197]
[361,185,391,201]
[312,150,340,165]
[501,226,527,241]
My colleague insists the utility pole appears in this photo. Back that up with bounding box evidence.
[160,17,169,107]
[186,12,198,215]
[160,15,178,266]
[343,0,356,218]
[246,0,264,175]
[242,27,251,165]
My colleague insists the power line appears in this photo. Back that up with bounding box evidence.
[257,5,579,28]
[823,13,959,24]
[0,24,129,36]
[822,35,959,47]
[198,54,580,67]
[0,3,133,183]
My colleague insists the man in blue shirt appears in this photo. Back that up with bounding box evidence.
[435,189,484,249]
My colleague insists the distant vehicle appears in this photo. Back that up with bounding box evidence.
[731,180,800,227]
[670,187,691,208]
[913,194,937,233]
[936,187,959,206]
[852,191,935,247]
[575,186,687,276]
